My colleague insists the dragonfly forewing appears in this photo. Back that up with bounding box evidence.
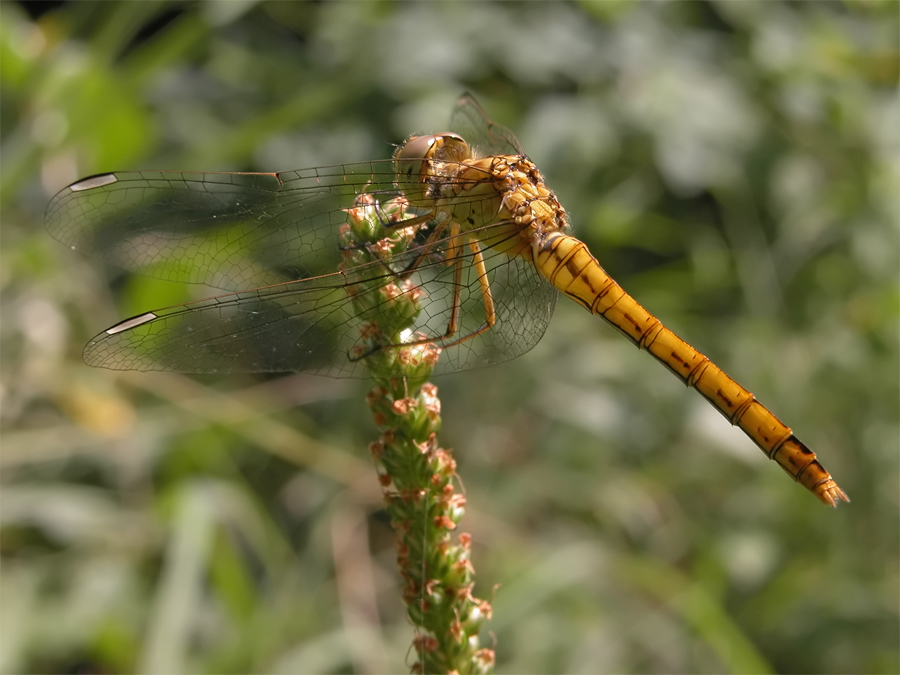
[47,164,414,291]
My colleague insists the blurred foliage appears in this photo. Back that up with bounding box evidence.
[1,1,898,673]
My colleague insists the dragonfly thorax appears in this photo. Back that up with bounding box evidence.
[396,134,571,264]
[481,155,570,263]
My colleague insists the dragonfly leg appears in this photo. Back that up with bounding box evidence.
[397,228,451,280]
[349,221,465,364]
[396,238,497,352]
[410,235,499,348]
[432,238,496,348]
[346,210,456,285]
[340,210,434,252]
[363,235,498,357]
[440,223,465,340]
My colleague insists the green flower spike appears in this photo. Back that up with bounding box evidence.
[341,194,495,674]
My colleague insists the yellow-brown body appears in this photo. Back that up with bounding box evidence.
[399,132,847,507]
[534,231,848,506]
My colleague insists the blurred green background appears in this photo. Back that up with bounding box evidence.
[2,1,898,673]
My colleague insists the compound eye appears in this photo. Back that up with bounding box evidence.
[395,135,439,180]
[431,133,470,162]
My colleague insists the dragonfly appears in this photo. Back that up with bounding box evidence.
[46,94,848,507]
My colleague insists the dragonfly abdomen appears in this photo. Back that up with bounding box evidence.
[534,232,849,506]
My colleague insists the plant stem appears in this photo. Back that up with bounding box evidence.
[341,195,495,674]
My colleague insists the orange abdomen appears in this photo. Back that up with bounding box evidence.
[534,232,848,506]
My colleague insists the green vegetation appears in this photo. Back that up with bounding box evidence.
[2,1,897,673]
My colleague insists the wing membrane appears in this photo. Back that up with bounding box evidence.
[47,164,407,290]
[49,97,557,377]
[80,223,555,377]
[450,93,523,157]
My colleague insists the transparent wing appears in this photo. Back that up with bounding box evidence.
[80,223,556,377]
[46,164,408,291]
[449,93,523,157]
[45,99,524,292]
[48,101,557,377]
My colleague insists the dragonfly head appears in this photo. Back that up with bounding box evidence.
[394,132,471,188]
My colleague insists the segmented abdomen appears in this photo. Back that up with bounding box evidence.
[534,232,848,506]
